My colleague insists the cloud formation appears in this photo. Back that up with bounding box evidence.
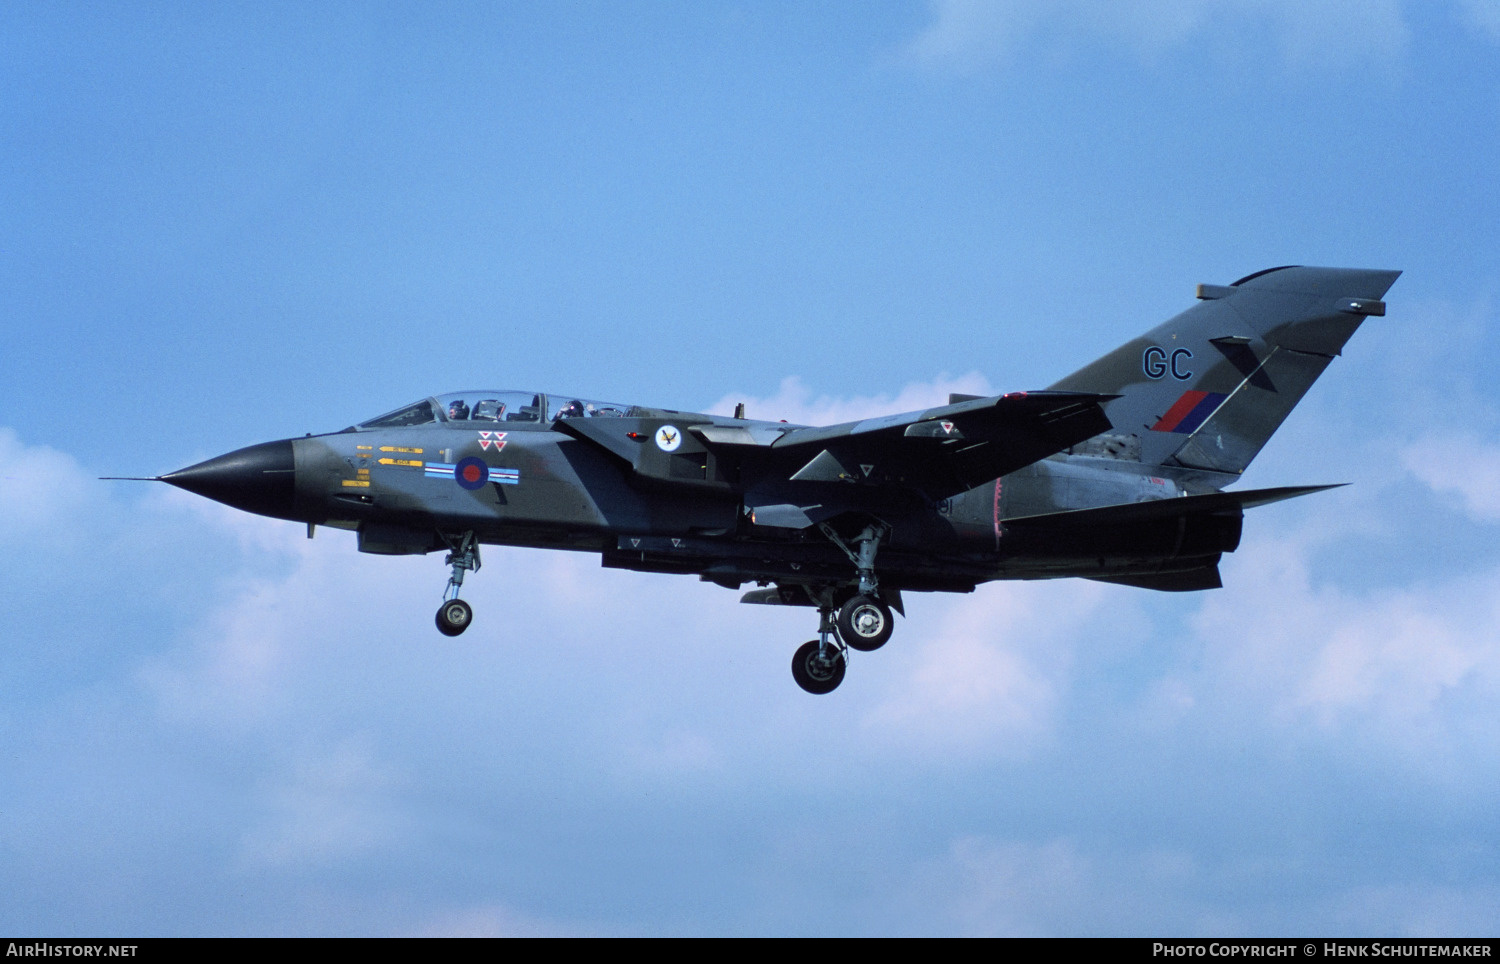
[5,334,1500,935]
[0,427,92,544]
[1192,532,1500,775]
[1401,434,1500,522]
[1457,0,1500,40]
[711,371,994,426]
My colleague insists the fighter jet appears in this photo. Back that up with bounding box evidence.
[127,266,1399,693]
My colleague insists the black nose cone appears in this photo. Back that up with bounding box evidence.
[163,439,298,521]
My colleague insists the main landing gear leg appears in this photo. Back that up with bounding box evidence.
[791,591,846,695]
[435,531,480,637]
[818,523,896,652]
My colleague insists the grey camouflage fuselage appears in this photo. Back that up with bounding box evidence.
[151,266,1400,692]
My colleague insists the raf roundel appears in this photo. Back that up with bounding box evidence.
[654,425,682,452]
[454,456,490,490]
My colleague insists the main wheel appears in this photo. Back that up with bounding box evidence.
[837,595,893,651]
[791,640,846,695]
[436,598,473,637]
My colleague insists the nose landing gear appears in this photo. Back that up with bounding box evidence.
[435,531,480,637]
[436,598,473,636]
[791,599,847,695]
[792,639,845,694]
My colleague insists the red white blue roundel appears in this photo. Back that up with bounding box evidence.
[454,457,490,490]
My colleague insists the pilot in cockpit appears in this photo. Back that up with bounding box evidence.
[447,400,470,421]
[555,399,586,419]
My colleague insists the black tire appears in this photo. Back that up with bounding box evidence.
[837,594,892,651]
[436,598,473,637]
[791,639,845,695]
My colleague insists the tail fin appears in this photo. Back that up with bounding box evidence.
[1049,266,1401,476]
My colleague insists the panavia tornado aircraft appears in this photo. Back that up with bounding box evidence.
[128,266,1398,693]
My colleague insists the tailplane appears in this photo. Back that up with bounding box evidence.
[1049,266,1400,476]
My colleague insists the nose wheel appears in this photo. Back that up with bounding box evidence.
[792,639,845,695]
[790,597,848,694]
[434,531,480,637]
[436,598,473,636]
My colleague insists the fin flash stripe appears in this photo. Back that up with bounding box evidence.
[1151,391,1228,433]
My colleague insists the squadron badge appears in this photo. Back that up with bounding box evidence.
[654,425,681,452]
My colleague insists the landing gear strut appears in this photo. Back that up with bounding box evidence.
[819,521,895,652]
[784,521,900,693]
[435,531,480,637]
[791,597,846,695]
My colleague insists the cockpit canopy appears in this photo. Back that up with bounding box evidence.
[356,391,636,430]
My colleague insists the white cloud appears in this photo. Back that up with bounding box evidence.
[906,0,1409,70]
[709,371,994,426]
[908,0,1057,68]
[1401,434,1500,522]
[1189,531,1500,770]
[859,579,1115,759]
[137,524,424,728]
[0,427,93,545]
[1456,0,1500,41]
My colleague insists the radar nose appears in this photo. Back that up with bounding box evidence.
[162,439,298,521]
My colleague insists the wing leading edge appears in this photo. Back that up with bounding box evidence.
[553,391,1115,519]
[764,390,1115,502]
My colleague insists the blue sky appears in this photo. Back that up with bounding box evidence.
[3,0,1500,936]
